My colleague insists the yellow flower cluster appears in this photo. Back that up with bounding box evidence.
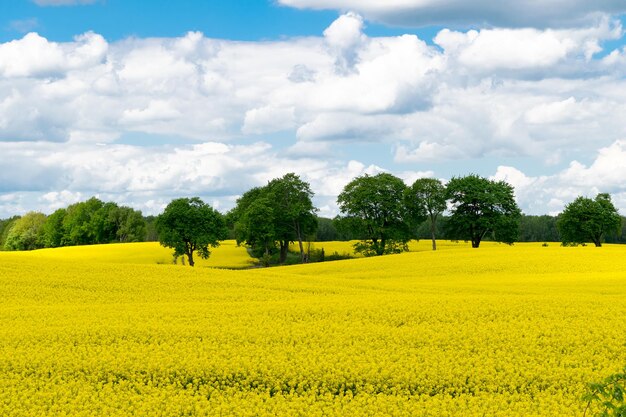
[0,242,624,416]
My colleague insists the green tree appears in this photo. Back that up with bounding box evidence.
[557,193,621,247]
[42,209,66,248]
[240,197,276,258]
[4,212,47,251]
[445,175,521,248]
[62,197,105,246]
[111,206,146,242]
[0,216,20,250]
[337,173,415,256]
[229,174,318,264]
[266,173,318,263]
[406,178,446,250]
[156,197,228,267]
[519,215,560,242]
[229,186,267,251]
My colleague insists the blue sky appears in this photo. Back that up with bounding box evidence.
[0,0,625,217]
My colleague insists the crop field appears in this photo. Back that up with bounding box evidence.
[0,242,625,416]
[4,240,257,269]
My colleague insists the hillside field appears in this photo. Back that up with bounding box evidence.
[0,242,625,416]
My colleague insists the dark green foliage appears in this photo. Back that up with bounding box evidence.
[445,175,521,248]
[143,216,159,241]
[240,197,276,257]
[229,173,318,265]
[315,217,338,241]
[111,206,146,242]
[42,209,66,248]
[558,193,622,247]
[583,367,626,417]
[336,173,417,256]
[3,212,47,251]
[156,197,228,267]
[266,173,318,263]
[519,215,560,242]
[406,178,446,250]
[605,216,626,243]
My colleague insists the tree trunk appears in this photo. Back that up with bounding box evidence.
[295,222,305,263]
[378,236,386,256]
[187,251,195,267]
[430,215,437,251]
[279,240,288,263]
[593,233,602,247]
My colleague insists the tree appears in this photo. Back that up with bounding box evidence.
[4,212,47,251]
[156,197,228,267]
[229,174,318,264]
[240,197,276,258]
[519,215,560,242]
[229,186,269,256]
[0,216,20,249]
[445,175,521,248]
[406,178,446,250]
[266,173,318,263]
[557,193,621,247]
[62,197,105,246]
[337,173,416,256]
[111,206,146,242]
[42,209,66,248]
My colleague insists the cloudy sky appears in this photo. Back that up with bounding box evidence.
[1,0,625,218]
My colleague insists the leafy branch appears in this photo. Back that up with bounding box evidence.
[583,367,626,417]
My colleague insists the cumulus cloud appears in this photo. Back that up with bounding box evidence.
[278,0,626,28]
[1,14,626,216]
[0,31,107,78]
[434,19,622,72]
[492,140,626,214]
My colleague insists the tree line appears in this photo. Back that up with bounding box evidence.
[1,173,623,265]
[0,197,151,251]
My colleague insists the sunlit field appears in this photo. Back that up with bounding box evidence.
[297,239,506,257]
[2,240,256,269]
[1,242,625,416]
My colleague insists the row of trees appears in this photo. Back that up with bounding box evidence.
[1,197,146,251]
[335,173,522,255]
[1,174,622,265]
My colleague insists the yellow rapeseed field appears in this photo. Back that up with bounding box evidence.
[0,242,625,416]
[5,240,257,269]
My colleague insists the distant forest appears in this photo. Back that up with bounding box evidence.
[1,196,624,251]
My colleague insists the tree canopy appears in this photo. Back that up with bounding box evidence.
[445,174,521,248]
[4,212,47,251]
[557,193,621,247]
[156,197,228,267]
[406,178,446,250]
[337,173,419,256]
[229,173,317,264]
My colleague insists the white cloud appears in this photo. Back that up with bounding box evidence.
[242,106,295,135]
[120,100,182,125]
[278,0,626,28]
[0,32,107,78]
[434,20,622,72]
[1,14,626,216]
[492,140,626,214]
